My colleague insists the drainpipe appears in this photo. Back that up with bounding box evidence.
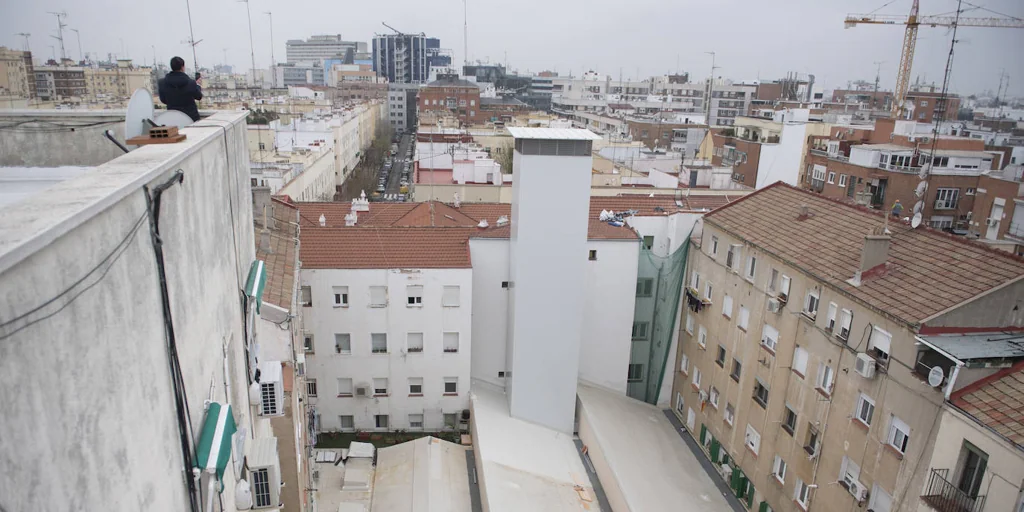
[944,361,964,401]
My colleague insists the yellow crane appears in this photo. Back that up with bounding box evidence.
[845,0,1024,118]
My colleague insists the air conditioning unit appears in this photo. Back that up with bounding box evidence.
[355,386,368,397]
[986,218,998,227]
[767,298,781,313]
[247,437,282,509]
[312,470,320,482]
[855,353,876,379]
[849,480,869,502]
[258,361,284,417]
[719,463,733,480]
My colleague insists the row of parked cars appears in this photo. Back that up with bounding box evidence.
[375,136,415,200]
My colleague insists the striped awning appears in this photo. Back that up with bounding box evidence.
[245,260,267,313]
[194,402,237,487]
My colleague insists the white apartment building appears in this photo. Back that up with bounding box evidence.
[285,35,367,64]
[388,83,420,132]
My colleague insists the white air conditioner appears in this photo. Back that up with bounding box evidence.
[355,386,368,397]
[767,298,781,313]
[849,480,869,502]
[258,361,284,417]
[719,463,733,480]
[247,437,282,509]
[855,353,876,379]
[986,218,998,227]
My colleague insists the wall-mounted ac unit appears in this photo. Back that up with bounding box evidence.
[986,218,998,227]
[247,437,282,509]
[258,361,284,417]
[855,353,876,379]
[355,386,368,397]
[767,298,781,313]
[848,480,869,502]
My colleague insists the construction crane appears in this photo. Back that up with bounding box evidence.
[382,22,404,35]
[16,33,31,52]
[845,0,1024,118]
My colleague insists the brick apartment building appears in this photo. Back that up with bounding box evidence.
[904,90,961,124]
[626,118,705,151]
[418,74,483,127]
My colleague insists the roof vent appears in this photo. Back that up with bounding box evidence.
[345,212,358,227]
[351,193,369,212]
[496,215,509,226]
[319,214,326,227]
[478,219,489,229]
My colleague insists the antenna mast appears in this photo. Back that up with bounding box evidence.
[463,0,469,67]
[16,33,30,52]
[47,11,67,61]
[184,0,199,71]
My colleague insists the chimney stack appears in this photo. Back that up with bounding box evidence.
[319,214,327,227]
[848,228,891,286]
[259,228,272,253]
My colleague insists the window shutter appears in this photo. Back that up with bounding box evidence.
[699,424,708,445]
[759,501,769,512]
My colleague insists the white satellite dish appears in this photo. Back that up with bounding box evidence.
[913,200,925,216]
[154,110,195,129]
[915,181,928,199]
[124,88,155,142]
[911,212,923,228]
[927,366,944,387]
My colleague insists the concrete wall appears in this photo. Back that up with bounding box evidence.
[0,110,127,166]
[0,112,255,512]
[579,240,640,394]
[414,183,513,203]
[925,278,1024,329]
[302,267,473,432]
[469,239,511,388]
[576,398,630,512]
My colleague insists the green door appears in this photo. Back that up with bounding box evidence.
[710,438,720,462]
[700,424,708,446]
[745,483,756,508]
[758,500,769,512]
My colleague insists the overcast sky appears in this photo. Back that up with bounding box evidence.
[3,0,1022,96]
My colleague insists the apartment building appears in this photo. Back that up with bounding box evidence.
[418,75,483,126]
[34,65,86,100]
[372,33,428,84]
[904,89,961,124]
[285,34,367,64]
[671,182,1024,512]
[387,83,420,132]
[273,61,327,88]
[0,46,31,97]
[712,109,831,189]
[83,59,153,100]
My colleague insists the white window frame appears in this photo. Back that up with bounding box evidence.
[795,478,810,508]
[710,236,719,256]
[698,326,707,349]
[738,306,750,330]
[869,326,892,363]
[745,255,757,280]
[692,367,702,388]
[443,377,458,395]
[407,285,424,306]
[443,332,460,353]
[772,455,788,483]
[726,244,741,271]
[333,286,349,307]
[303,333,315,353]
[856,393,875,426]
[337,377,353,397]
[816,363,835,396]
[888,415,911,454]
[792,345,809,377]
[371,333,388,354]
[306,378,317,398]
[826,302,838,332]
[804,289,820,318]
[680,353,690,374]
[838,309,853,341]
[408,413,424,429]
[761,324,779,353]
[373,378,389,396]
[408,377,423,395]
[709,386,720,408]
[935,188,960,210]
[827,171,836,184]
[722,295,733,318]
[839,174,848,187]
[704,281,714,303]
[745,424,761,455]
[442,285,461,307]
[632,321,650,340]
[369,286,387,307]
[335,333,351,354]
[339,415,355,432]
[689,271,700,291]
[724,403,735,425]
[628,363,644,382]
[374,414,389,429]
[685,313,694,334]
[840,456,861,488]
[407,332,424,353]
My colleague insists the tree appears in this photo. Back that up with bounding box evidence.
[493,140,513,174]
[246,108,279,125]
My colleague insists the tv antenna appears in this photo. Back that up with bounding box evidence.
[15,33,31,52]
[48,11,68,61]
[183,0,200,71]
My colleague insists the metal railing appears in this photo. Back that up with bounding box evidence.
[921,469,986,512]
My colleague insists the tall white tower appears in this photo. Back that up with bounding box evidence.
[504,127,601,433]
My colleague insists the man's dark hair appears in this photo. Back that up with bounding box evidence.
[170,56,185,72]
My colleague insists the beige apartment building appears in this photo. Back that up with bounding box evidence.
[84,59,153,100]
[671,183,1024,512]
[0,47,31,97]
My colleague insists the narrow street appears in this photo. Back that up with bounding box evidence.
[385,133,413,196]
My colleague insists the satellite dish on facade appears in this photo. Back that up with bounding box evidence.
[911,212,923,228]
[928,366,944,387]
[915,181,928,199]
[913,200,925,216]
[124,88,155,142]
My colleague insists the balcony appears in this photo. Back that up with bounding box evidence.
[921,469,986,512]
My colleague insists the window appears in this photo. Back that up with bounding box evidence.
[407,285,423,306]
[408,413,424,429]
[300,285,312,307]
[838,309,853,341]
[443,413,458,429]
[501,281,509,289]
[745,424,761,455]
[813,166,827,181]
[697,326,707,349]
[840,456,861,489]
[709,386,720,408]
[373,378,388,396]
[955,441,988,499]
[686,313,694,334]
[628,363,644,382]
[839,174,848,187]
[780,275,791,300]
[692,367,702,388]
[805,426,820,456]
[680,353,690,374]
[711,236,719,255]
[444,377,458,395]
[734,307,748,332]
[335,333,351,354]
[792,346,809,376]
[636,278,654,297]
[371,333,388,353]
[935,188,960,210]
[375,414,389,429]
[589,249,597,261]
[773,455,788,483]
[868,484,893,512]
[753,379,770,408]
[745,256,757,280]
[761,324,779,353]
[731,359,742,382]
[804,289,820,318]
[442,285,461,306]
[868,326,892,364]
[337,378,353,396]
[689,270,700,291]
[794,478,810,508]
[642,235,654,249]
[408,377,423,395]
[827,171,836,184]
[331,286,349,307]
[369,286,387,306]
[965,187,975,195]
[443,332,460,352]
[303,333,315,353]
[726,244,741,270]
[676,393,685,414]
[722,295,733,318]
[306,379,318,398]
[715,345,726,367]
[888,415,910,454]
[816,363,834,395]
[407,332,424,353]
[252,467,271,507]
[768,268,779,292]
[704,282,713,302]
[856,393,875,426]
[339,415,354,432]
[783,406,797,435]
[724,403,735,425]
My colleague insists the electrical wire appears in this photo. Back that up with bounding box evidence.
[0,212,148,341]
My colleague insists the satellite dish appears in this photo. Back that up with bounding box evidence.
[915,181,928,199]
[911,212,923,229]
[928,366,944,387]
[124,88,155,142]
[913,200,925,216]
[154,110,195,129]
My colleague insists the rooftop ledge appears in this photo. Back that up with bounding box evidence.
[0,110,249,275]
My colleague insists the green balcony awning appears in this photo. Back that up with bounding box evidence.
[194,402,237,488]
[245,259,267,313]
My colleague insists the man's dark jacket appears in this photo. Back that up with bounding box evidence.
[158,71,203,121]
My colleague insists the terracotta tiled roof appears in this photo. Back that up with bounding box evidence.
[300,227,475,269]
[951,360,1024,449]
[703,183,1024,324]
[255,198,300,310]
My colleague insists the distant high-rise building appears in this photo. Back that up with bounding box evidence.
[0,47,32,98]
[425,38,451,69]
[285,35,367,64]
[372,33,428,84]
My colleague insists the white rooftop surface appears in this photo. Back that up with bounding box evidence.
[370,436,471,512]
[470,383,600,512]
[576,384,732,511]
[0,166,93,208]
[313,452,373,512]
[506,127,603,141]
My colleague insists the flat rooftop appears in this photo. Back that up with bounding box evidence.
[576,384,733,511]
[371,436,472,512]
[0,166,93,208]
[470,383,599,512]
[506,127,603,140]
